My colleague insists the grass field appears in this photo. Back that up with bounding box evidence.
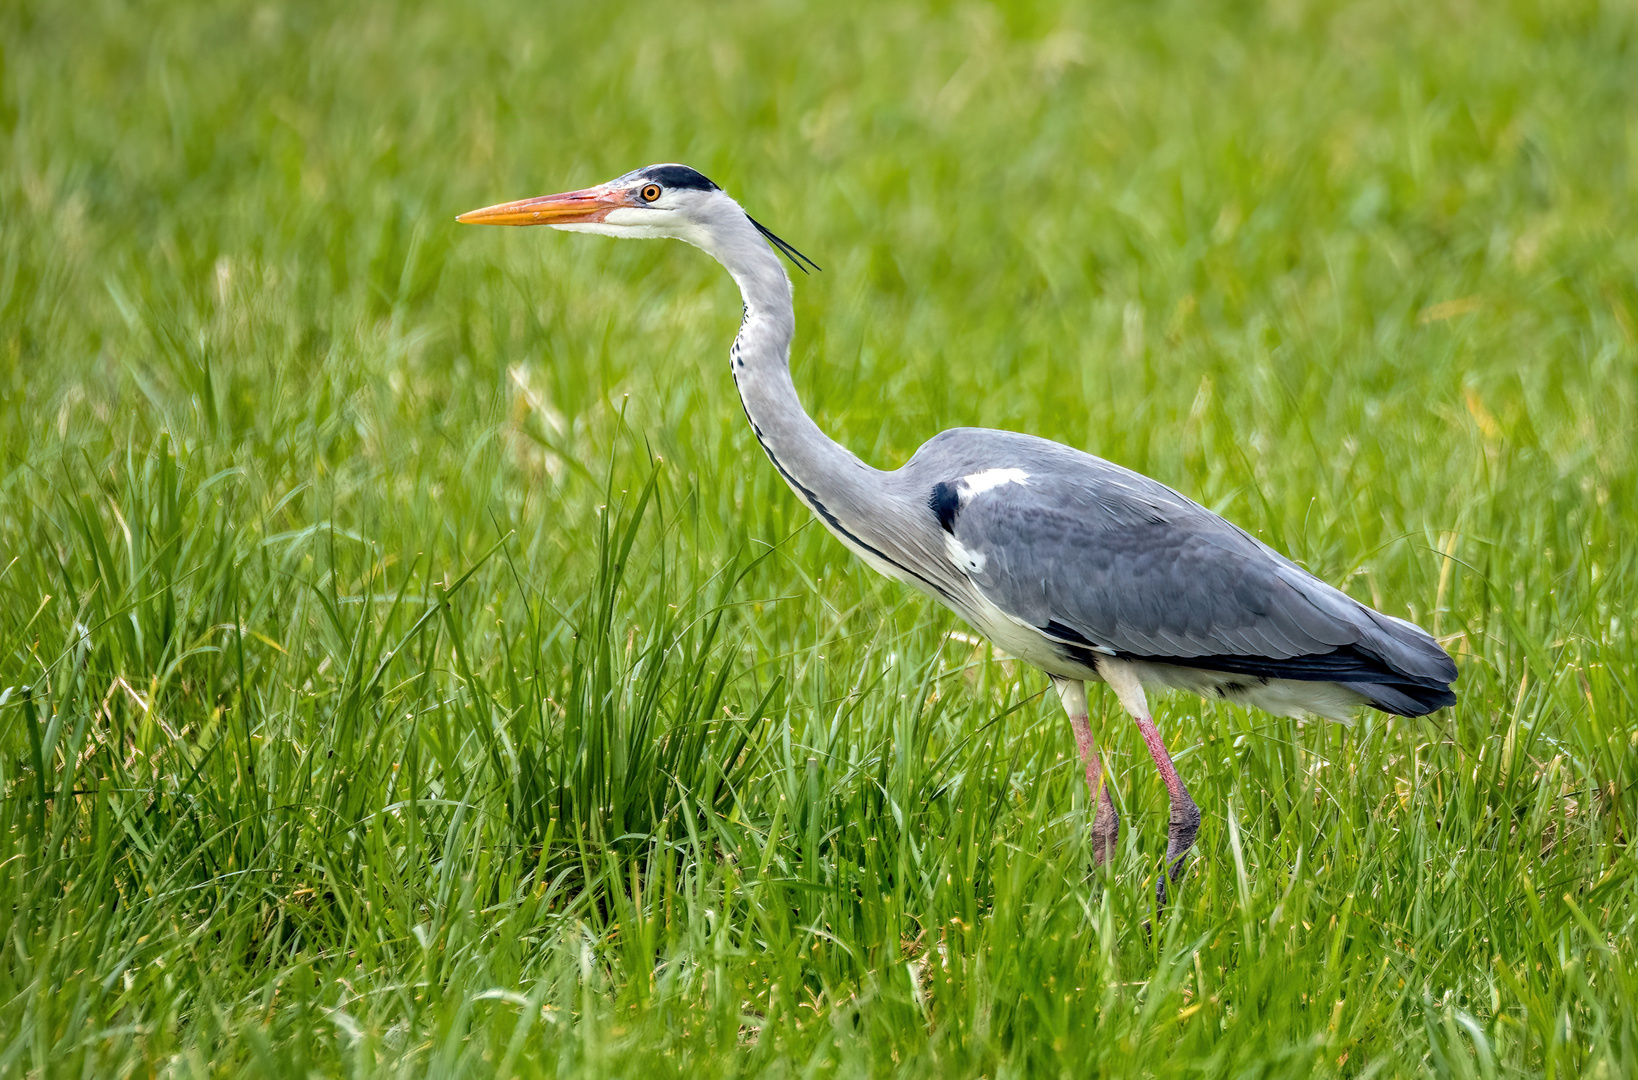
[2,0,1636,1075]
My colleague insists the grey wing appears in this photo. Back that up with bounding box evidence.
[934,444,1456,703]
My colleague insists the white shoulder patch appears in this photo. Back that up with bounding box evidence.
[959,467,1030,500]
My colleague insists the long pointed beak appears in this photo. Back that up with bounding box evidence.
[456,184,633,226]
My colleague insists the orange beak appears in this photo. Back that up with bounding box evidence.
[456,184,634,226]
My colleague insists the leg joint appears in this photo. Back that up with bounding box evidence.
[1093,801,1120,840]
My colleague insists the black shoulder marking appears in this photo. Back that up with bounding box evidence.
[643,164,719,191]
[929,482,961,533]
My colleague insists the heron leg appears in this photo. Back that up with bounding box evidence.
[1054,678,1119,865]
[1099,661,1200,909]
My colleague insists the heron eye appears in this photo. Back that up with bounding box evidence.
[641,184,662,202]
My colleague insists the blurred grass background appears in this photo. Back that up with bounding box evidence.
[1,0,1635,1075]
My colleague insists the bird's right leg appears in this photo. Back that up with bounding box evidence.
[1099,660,1200,910]
[1054,678,1119,866]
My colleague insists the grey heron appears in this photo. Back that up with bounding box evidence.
[458,164,1458,908]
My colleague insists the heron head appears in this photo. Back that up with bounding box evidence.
[458,163,820,273]
[456,163,730,242]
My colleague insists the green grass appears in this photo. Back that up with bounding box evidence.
[2,0,1635,1075]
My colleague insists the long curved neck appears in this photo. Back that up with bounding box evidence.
[684,205,960,599]
[700,214,893,553]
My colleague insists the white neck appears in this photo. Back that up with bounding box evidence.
[687,203,870,485]
[684,199,941,590]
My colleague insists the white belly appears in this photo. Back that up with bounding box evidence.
[947,582,1105,680]
[945,581,1366,721]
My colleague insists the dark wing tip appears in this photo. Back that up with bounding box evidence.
[1353,679,1458,717]
[747,214,822,274]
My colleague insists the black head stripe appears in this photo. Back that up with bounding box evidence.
[642,164,719,191]
[747,215,822,275]
[627,164,819,275]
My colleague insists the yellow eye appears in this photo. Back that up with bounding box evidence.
[640,184,662,202]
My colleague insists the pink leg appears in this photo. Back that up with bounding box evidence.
[1099,661,1200,909]
[1055,679,1120,865]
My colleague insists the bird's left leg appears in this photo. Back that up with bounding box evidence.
[1100,659,1200,909]
[1053,678,1119,865]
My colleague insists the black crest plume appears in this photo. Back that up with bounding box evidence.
[748,215,822,275]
